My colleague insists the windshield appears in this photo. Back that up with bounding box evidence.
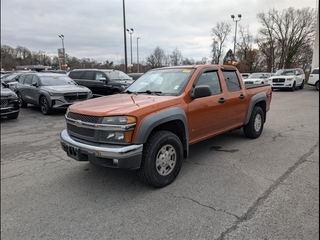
[103,70,132,81]
[40,76,77,86]
[248,73,269,79]
[274,69,295,76]
[124,68,195,95]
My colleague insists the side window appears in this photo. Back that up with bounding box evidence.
[68,71,83,79]
[222,71,241,92]
[195,71,221,95]
[31,75,39,86]
[83,71,95,80]
[19,75,26,83]
[95,72,104,80]
[24,75,33,85]
[312,69,319,74]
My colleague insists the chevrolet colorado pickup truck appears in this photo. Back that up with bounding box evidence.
[60,64,272,188]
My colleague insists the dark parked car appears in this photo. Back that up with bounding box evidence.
[15,73,93,115]
[1,80,20,119]
[67,69,134,97]
[127,72,144,80]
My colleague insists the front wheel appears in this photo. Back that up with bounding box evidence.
[17,92,27,108]
[243,106,264,139]
[299,80,304,89]
[7,112,19,119]
[40,96,52,115]
[291,82,296,91]
[316,81,319,91]
[138,130,183,188]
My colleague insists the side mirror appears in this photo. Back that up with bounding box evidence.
[191,85,212,99]
[31,82,38,87]
[99,77,107,82]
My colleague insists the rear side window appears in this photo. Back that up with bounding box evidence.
[312,69,319,74]
[83,71,96,80]
[68,71,83,79]
[222,70,241,92]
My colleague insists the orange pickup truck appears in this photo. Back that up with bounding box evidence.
[60,65,272,188]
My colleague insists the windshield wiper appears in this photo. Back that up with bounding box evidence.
[124,90,162,95]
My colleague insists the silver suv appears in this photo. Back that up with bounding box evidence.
[307,67,319,91]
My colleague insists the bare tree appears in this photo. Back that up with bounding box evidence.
[170,48,183,66]
[211,22,231,64]
[256,7,316,69]
[146,46,166,69]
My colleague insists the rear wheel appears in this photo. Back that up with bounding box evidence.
[40,96,52,115]
[316,81,319,91]
[243,106,264,139]
[138,130,183,188]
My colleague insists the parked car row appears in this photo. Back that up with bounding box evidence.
[1,66,316,120]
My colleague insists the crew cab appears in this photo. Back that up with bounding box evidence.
[60,65,272,188]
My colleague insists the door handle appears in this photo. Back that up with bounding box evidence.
[218,98,226,104]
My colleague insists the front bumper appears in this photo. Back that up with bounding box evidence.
[0,99,20,116]
[60,129,143,169]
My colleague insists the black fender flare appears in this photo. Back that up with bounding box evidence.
[135,107,189,157]
[244,92,267,125]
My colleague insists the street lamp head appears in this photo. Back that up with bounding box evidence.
[59,34,64,40]
[137,37,140,40]
[238,14,242,18]
[231,15,235,19]
[130,28,134,32]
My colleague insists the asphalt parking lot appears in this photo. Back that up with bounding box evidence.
[1,86,319,240]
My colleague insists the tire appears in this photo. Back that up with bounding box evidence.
[316,81,319,91]
[291,82,296,91]
[299,80,304,89]
[243,106,264,139]
[17,92,28,108]
[39,96,52,115]
[138,130,183,188]
[7,112,19,119]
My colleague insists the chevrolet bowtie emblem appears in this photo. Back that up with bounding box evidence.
[75,120,82,127]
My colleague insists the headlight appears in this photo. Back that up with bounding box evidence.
[88,91,93,98]
[101,116,136,124]
[286,78,294,81]
[99,116,136,144]
[49,92,63,96]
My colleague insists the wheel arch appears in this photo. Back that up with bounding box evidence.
[245,92,267,125]
[135,107,189,158]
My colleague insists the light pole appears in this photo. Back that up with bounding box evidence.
[58,34,65,69]
[137,37,140,73]
[231,14,242,61]
[122,0,128,73]
[126,28,134,66]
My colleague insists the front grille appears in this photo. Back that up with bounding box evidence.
[67,123,95,138]
[272,78,285,83]
[66,112,102,142]
[245,81,253,84]
[64,93,88,103]
[1,99,9,108]
[67,112,100,123]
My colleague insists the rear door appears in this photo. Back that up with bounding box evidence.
[188,70,228,143]
[221,69,249,130]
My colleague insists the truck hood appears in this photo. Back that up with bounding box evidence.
[68,93,180,117]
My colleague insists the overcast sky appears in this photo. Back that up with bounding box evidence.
[1,0,318,65]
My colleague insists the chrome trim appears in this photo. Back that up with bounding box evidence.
[65,115,136,131]
[60,129,143,158]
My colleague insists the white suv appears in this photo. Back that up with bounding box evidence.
[307,67,319,91]
[269,68,305,91]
